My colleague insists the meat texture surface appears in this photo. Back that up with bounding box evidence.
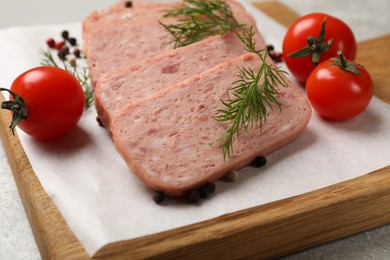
[110,53,312,197]
[83,0,251,45]
[85,0,259,86]
[82,2,179,55]
[94,31,265,128]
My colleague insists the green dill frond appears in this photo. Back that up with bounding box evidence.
[40,48,94,109]
[214,27,288,160]
[160,0,244,48]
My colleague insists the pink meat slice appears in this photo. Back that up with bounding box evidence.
[110,53,312,197]
[87,18,176,86]
[82,2,179,55]
[85,2,259,86]
[94,31,265,128]
[83,0,250,46]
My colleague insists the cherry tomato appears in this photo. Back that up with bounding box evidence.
[283,13,357,84]
[306,53,373,121]
[6,66,85,140]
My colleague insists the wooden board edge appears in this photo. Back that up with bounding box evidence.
[253,1,298,28]
[1,1,389,259]
[4,94,390,260]
[92,165,390,259]
[0,94,89,260]
[356,34,390,103]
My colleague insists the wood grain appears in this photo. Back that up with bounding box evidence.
[356,35,390,103]
[93,165,390,259]
[0,95,89,259]
[1,2,390,259]
[253,1,298,28]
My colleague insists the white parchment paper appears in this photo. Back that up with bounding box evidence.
[1,3,390,256]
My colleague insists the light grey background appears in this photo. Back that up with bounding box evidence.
[1,0,390,259]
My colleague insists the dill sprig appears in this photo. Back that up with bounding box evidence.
[214,27,288,160]
[40,49,94,109]
[159,0,244,48]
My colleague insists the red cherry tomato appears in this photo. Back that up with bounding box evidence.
[6,66,85,140]
[283,13,357,84]
[306,54,373,121]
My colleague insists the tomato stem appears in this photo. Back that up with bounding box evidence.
[329,51,362,76]
[0,88,28,135]
[337,51,348,69]
[288,18,333,65]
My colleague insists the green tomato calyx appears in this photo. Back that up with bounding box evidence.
[288,17,333,65]
[329,51,362,76]
[0,88,28,135]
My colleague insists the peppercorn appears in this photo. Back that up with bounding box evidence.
[152,191,165,204]
[124,0,133,8]
[252,156,267,168]
[57,47,69,60]
[73,48,81,58]
[68,37,77,46]
[54,41,65,50]
[266,44,274,52]
[271,52,283,63]
[58,51,67,61]
[62,46,70,55]
[206,182,216,194]
[96,116,105,127]
[61,30,69,40]
[223,170,239,182]
[198,185,210,199]
[46,38,55,48]
[69,58,77,68]
[187,189,201,203]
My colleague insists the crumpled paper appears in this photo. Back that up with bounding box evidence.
[0,2,390,256]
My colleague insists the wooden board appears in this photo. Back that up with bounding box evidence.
[1,2,390,259]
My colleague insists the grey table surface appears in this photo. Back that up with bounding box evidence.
[1,0,390,259]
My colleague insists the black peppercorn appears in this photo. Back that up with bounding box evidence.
[96,116,104,127]
[152,191,165,204]
[187,189,201,203]
[266,45,274,52]
[198,185,210,199]
[62,46,70,55]
[206,182,216,194]
[73,48,81,58]
[68,37,77,46]
[58,51,67,60]
[124,0,133,8]
[61,30,69,40]
[252,156,267,168]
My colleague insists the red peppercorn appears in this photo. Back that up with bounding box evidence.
[272,52,283,63]
[55,41,65,50]
[46,38,55,48]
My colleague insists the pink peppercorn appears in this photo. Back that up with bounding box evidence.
[272,52,283,63]
[54,41,65,50]
[46,38,55,48]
